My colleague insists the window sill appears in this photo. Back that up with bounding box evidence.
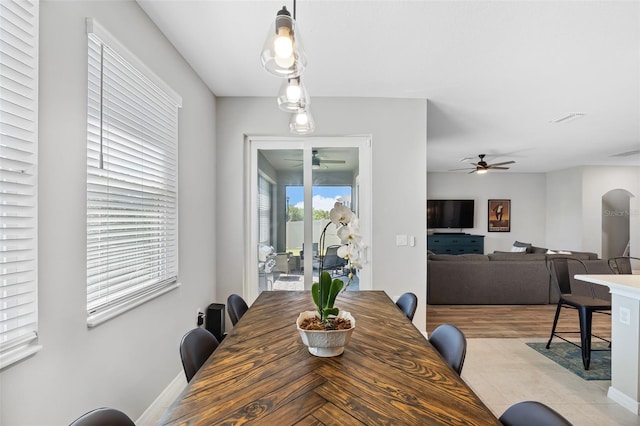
[87,282,181,328]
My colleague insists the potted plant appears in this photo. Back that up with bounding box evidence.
[297,203,364,357]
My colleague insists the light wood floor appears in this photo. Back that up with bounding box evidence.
[426,304,612,339]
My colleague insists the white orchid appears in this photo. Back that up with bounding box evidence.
[329,202,354,225]
[326,203,364,288]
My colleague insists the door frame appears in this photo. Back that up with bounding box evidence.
[245,136,372,304]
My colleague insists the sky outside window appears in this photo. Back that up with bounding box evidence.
[286,186,352,212]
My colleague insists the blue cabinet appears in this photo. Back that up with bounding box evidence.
[427,234,484,255]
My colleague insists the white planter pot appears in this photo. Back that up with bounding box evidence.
[296,311,356,357]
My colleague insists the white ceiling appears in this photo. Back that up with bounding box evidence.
[137,0,640,173]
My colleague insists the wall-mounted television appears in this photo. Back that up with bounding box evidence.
[427,199,475,229]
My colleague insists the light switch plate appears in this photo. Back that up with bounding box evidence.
[620,307,631,325]
[396,235,408,246]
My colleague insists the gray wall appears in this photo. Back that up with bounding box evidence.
[427,172,547,253]
[0,1,217,424]
[216,97,428,331]
[428,166,640,257]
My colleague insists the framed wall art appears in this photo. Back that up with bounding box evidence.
[488,199,510,232]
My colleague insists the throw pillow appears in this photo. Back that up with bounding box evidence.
[511,246,527,253]
[546,249,557,254]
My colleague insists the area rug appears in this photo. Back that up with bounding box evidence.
[526,341,610,380]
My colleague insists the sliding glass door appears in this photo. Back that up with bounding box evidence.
[247,137,371,302]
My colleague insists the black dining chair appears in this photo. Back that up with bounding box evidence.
[545,255,611,370]
[428,323,467,375]
[227,293,249,326]
[395,292,418,321]
[608,256,640,274]
[179,327,219,382]
[69,407,135,426]
[499,401,572,426]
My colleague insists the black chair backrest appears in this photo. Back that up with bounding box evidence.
[499,401,572,426]
[69,407,135,426]
[227,293,249,326]
[545,255,588,296]
[179,327,219,382]
[608,256,640,274]
[323,245,347,269]
[396,292,418,321]
[429,324,467,375]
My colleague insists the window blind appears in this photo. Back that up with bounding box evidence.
[0,0,40,369]
[86,20,182,327]
[258,174,272,245]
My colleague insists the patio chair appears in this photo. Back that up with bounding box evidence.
[321,245,348,276]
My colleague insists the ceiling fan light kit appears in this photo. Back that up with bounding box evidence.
[261,1,315,134]
[449,154,516,174]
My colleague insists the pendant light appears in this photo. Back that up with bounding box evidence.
[277,77,309,111]
[290,107,315,134]
[260,5,307,78]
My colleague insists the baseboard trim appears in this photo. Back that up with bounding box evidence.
[137,371,185,425]
[608,386,640,415]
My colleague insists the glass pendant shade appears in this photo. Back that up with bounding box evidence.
[277,77,309,111]
[260,6,307,78]
[290,107,315,134]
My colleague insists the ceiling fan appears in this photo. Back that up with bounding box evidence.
[286,150,346,169]
[450,154,515,174]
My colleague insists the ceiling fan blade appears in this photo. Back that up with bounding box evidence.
[489,161,515,167]
[321,159,346,164]
[448,167,474,171]
[468,169,477,174]
[488,166,510,170]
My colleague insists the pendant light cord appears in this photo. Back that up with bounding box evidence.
[293,0,296,19]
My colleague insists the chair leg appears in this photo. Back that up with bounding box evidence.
[546,302,562,349]
[578,307,593,370]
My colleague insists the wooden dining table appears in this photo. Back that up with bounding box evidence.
[159,291,500,425]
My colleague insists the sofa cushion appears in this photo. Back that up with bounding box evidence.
[429,254,490,261]
[530,245,548,254]
[489,252,546,261]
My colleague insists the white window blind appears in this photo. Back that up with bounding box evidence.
[0,0,40,369]
[258,173,272,245]
[86,19,182,327]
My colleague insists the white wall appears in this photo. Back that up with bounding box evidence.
[545,168,584,251]
[581,166,640,257]
[216,97,427,331]
[427,172,547,253]
[0,1,217,424]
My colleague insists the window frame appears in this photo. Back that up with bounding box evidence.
[85,19,182,327]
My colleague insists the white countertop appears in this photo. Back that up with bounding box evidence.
[575,274,640,299]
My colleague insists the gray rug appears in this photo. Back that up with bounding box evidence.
[526,341,610,380]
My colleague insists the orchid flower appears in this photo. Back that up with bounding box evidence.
[330,202,353,225]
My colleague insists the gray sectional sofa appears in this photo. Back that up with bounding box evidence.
[427,251,612,305]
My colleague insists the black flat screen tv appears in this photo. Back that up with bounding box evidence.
[427,199,474,229]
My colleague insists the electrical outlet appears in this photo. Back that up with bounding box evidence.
[197,310,205,326]
[396,235,408,246]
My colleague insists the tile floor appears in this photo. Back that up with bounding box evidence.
[142,338,640,425]
[463,338,640,425]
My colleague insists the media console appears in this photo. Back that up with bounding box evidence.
[427,234,484,255]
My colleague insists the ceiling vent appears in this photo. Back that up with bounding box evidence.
[610,149,640,157]
[549,112,586,123]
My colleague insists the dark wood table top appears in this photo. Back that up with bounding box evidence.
[159,291,500,425]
